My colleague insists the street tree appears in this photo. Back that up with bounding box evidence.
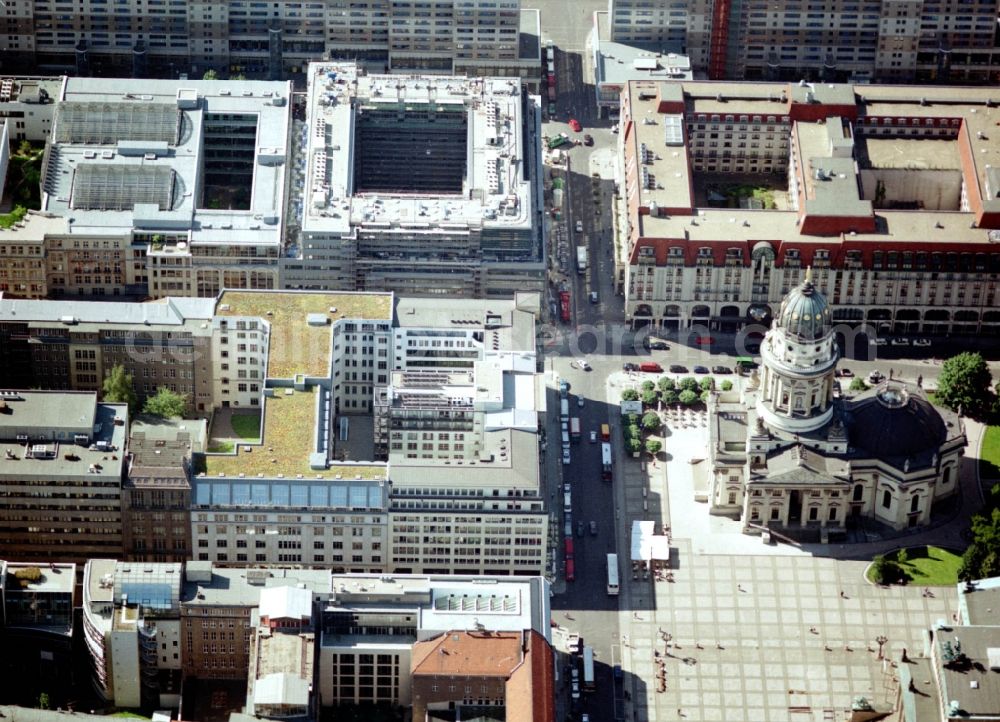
[678,376,699,392]
[678,389,698,406]
[642,411,662,431]
[645,439,662,456]
[936,352,994,416]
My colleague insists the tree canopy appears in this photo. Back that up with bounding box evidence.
[678,389,698,405]
[959,484,1000,581]
[936,352,995,416]
[621,388,639,402]
[678,376,699,392]
[143,387,189,419]
[849,377,868,392]
[102,365,138,414]
[642,411,662,431]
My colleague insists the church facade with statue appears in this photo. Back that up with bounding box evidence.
[708,270,967,541]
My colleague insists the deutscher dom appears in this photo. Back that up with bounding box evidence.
[708,271,967,540]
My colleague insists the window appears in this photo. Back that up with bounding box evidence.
[910,496,919,513]
[808,507,818,521]
[882,490,891,509]
[828,507,837,521]
[853,484,863,501]
[770,507,780,520]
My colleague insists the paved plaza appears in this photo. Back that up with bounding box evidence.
[606,375,972,722]
[622,551,952,722]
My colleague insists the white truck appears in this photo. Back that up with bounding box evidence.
[576,245,588,274]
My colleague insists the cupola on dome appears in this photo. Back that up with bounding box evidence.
[776,268,832,341]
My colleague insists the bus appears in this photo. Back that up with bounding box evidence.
[601,443,613,481]
[606,553,619,596]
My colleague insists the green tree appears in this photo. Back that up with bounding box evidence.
[721,380,733,391]
[230,72,247,80]
[624,424,641,440]
[642,411,662,431]
[679,376,699,392]
[143,387,189,418]
[645,439,662,456]
[936,352,995,416]
[678,389,698,406]
[16,140,34,157]
[202,69,219,80]
[700,376,715,391]
[657,376,675,393]
[895,547,909,565]
[37,693,50,711]
[641,380,656,393]
[661,389,678,405]
[102,364,138,414]
[870,554,899,585]
[959,491,1000,581]
[849,377,868,392]
[625,437,642,455]
[621,388,639,402]
[700,389,711,403]
[641,389,659,407]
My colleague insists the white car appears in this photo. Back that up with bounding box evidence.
[577,397,585,407]
[870,337,888,346]
[891,337,910,347]
[575,221,583,233]
[562,449,571,465]
[577,359,592,371]
[589,430,598,443]
[914,338,932,347]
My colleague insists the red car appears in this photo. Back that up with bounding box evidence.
[569,118,582,132]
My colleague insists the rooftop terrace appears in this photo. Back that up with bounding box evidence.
[216,290,392,379]
[200,387,386,481]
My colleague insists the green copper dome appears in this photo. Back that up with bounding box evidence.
[776,269,832,341]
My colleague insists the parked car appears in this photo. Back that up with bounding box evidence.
[868,370,885,384]
[712,365,733,374]
[563,483,571,493]
[913,338,932,347]
[838,367,854,377]
[891,337,910,347]
[610,123,619,133]
[623,362,639,371]
[578,359,591,371]
[576,520,585,538]
[583,134,593,146]
[649,340,669,350]
[589,430,598,443]
[639,362,663,373]
[578,397,585,407]
[870,337,888,346]
[569,118,582,132]
[589,521,598,536]
[669,364,688,373]
[562,449,571,465]
[693,365,710,374]
[575,220,584,233]
[589,291,599,304]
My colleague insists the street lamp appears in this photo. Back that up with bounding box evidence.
[875,635,888,660]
